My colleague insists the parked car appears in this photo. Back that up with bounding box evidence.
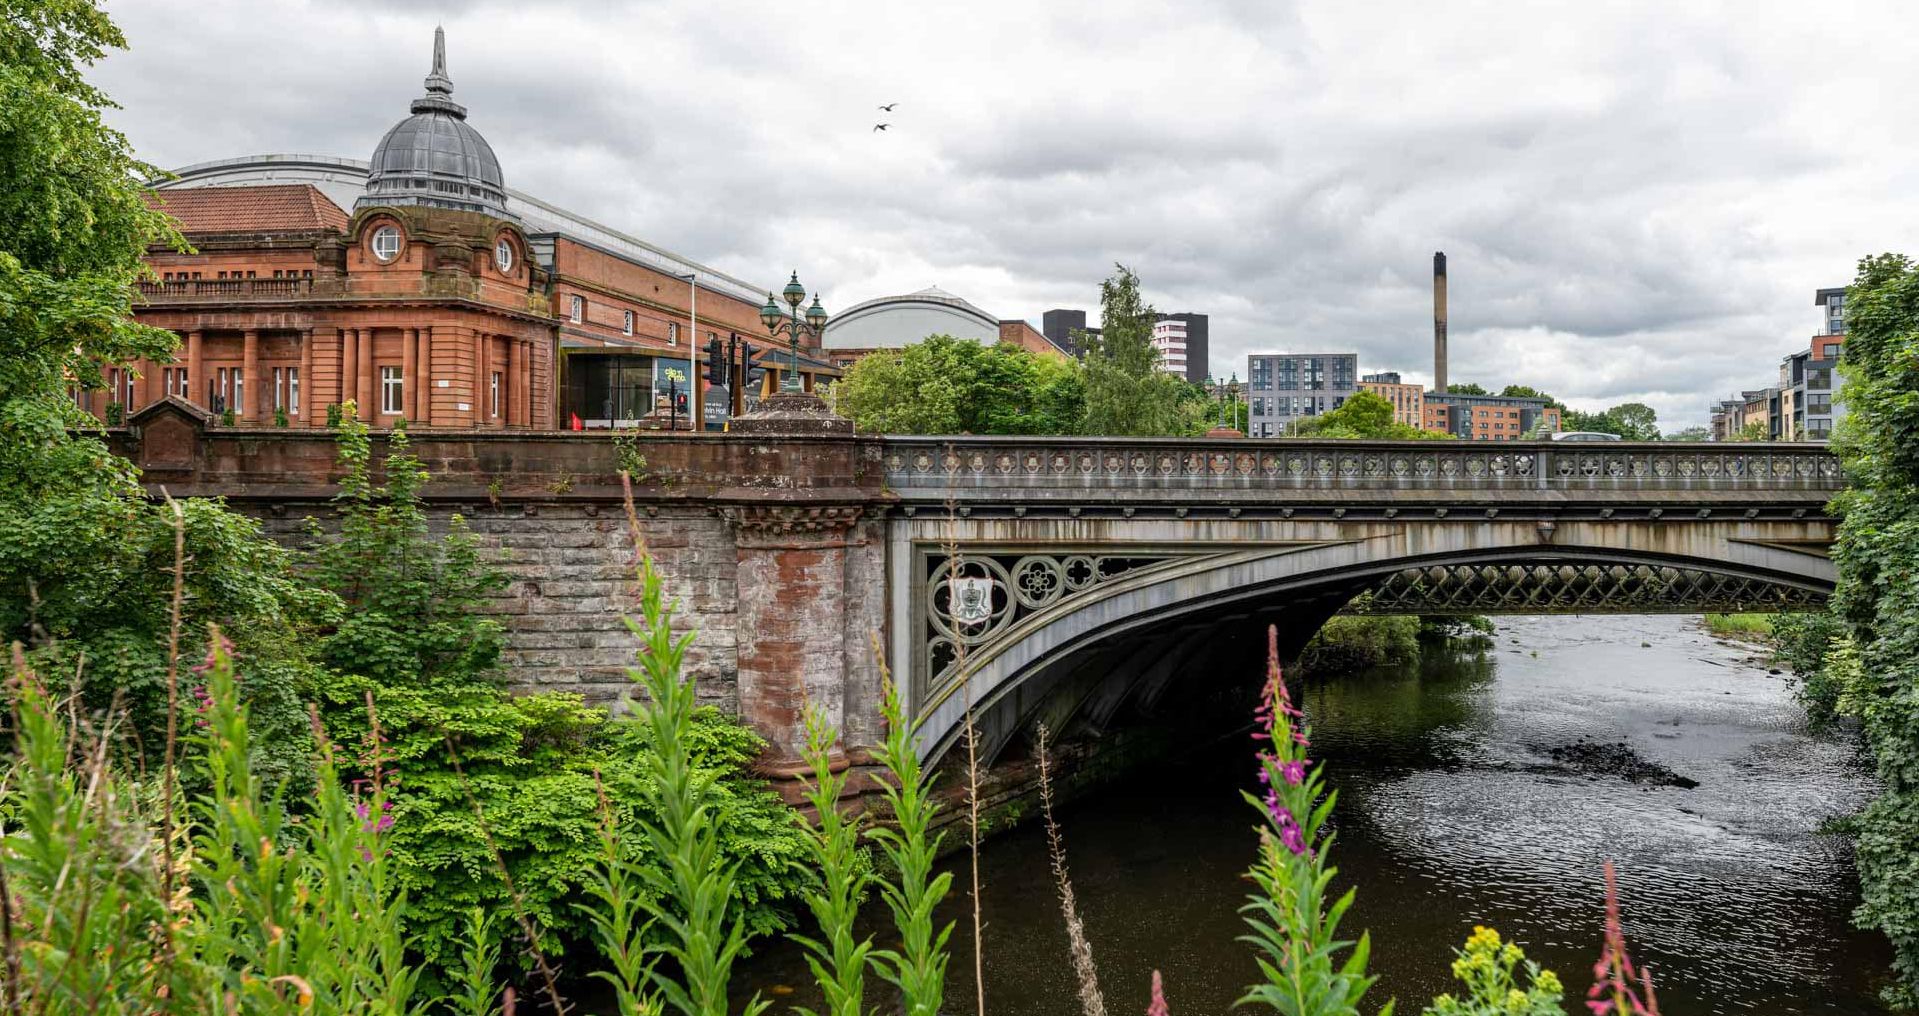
[1551,430,1623,442]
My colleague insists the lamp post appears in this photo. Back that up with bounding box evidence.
[674,271,701,431]
[759,271,828,394]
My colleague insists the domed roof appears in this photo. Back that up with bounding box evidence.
[356,28,512,219]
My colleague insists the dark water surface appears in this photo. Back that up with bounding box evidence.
[739,614,1888,1014]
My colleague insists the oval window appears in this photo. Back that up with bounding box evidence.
[495,237,514,274]
[371,225,403,262]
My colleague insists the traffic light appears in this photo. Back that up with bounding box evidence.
[704,335,726,386]
[741,340,768,386]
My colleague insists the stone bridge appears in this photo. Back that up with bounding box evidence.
[119,398,1842,773]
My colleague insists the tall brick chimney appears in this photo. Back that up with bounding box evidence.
[1433,251,1448,394]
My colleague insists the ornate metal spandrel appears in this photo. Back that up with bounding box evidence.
[920,550,1186,705]
[1349,562,1828,615]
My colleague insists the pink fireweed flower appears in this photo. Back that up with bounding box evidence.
[1278,760,1307,786]
[1587,861,1661,1016]
[1146,969,1170,1016]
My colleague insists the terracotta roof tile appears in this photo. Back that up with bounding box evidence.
[145,185,349,235]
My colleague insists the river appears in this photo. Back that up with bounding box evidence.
[737,613,1887,1014]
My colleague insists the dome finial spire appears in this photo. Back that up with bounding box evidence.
[425,25,452,95]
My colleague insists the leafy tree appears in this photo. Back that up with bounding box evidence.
[1608,402,1660,440]
[1445,382,1489,396]
[1563,402,1660,440]
[0,0,325,784]
[1079,265,1200,436]
[832,336,1082,435]
[1292,390,1446,440]
[1823,255,1919,1006]
[1665,425,1710,441]
[1731,419,1770,442]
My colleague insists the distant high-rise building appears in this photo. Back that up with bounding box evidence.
[1154,312,1209,383]
[1708,287,1847,441]
[1245,352,1359,438]
[1042,309,1097,356]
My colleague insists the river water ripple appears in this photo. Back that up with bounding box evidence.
[739,614,1887,1014]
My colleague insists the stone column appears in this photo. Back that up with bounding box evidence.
[417,327,433,427]
[187,330,203,406]
[341,328,358,416]
[402,326,418,424]
[356,327,375,423]
[241,328,259,422]
[298,328,314,426]
[505,336,520,428]
[523,339,536,428]
[472,331,488,427]
[724,505,868,769]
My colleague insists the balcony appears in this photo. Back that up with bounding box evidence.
[138,278,317,302]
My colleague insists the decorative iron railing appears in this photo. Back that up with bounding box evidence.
[878,436,1844,497]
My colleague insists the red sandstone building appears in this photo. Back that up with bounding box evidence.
[106,30,833,431]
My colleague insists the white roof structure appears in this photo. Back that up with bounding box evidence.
[821,285,1002,350]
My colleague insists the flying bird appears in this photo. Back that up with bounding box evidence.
[873,123,889,132]
[879,102,898,111]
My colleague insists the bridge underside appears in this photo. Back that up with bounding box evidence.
[1344,561,1828,615]
[890,518,1835,766]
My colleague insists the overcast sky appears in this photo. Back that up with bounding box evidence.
[95,1,1918,427]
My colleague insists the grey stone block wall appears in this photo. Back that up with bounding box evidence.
[258,504,744,713]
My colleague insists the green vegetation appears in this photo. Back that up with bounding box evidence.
[1790,255,1919,1005]
[1703,613,1774,639]
[1299,615,1422,674]
[1079,264,1202,437]
[1291,390,1449,441]
[305,415,806,971]
[833,334,1084,435]
[1421,926,1564,1016]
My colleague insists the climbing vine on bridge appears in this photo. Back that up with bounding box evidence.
[1820,254,1919,1007]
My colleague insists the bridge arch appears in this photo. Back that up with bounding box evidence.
[913,523,1834,764]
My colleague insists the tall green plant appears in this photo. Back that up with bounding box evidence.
[868,647,955,1016]
[790,706,875,1016]
[618,481,767,1016]
[1238,626,1391,1016]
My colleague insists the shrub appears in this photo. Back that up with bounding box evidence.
[1421,926,1563,1016]
[1299,615,1421,674]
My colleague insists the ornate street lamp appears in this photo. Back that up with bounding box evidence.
[761,271,828,394]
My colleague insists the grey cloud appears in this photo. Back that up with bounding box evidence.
[93,0,1916,427]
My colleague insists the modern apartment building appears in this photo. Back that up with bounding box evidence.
[1358,371,1423,428]
[1708,287,1845,441]
[1246,352,1359,437]
[1154,312,1209,384]
[1423,391,1560,441]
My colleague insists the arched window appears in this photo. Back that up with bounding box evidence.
[371,225,403,262]
[495,237,514,274]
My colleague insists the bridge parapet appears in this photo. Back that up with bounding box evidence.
[879,437,1843,504]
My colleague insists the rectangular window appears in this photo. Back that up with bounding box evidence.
[490,371,501,418]
[287,367,299,415]
[233,367,243,414]
[274,367,284,412]
[668,322,679,345]
[623,310,634,336]
[570,295,583,324]
[215,367,229,412]
[381,366,403,415]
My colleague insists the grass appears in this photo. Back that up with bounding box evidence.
[1704,613,1775,638]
